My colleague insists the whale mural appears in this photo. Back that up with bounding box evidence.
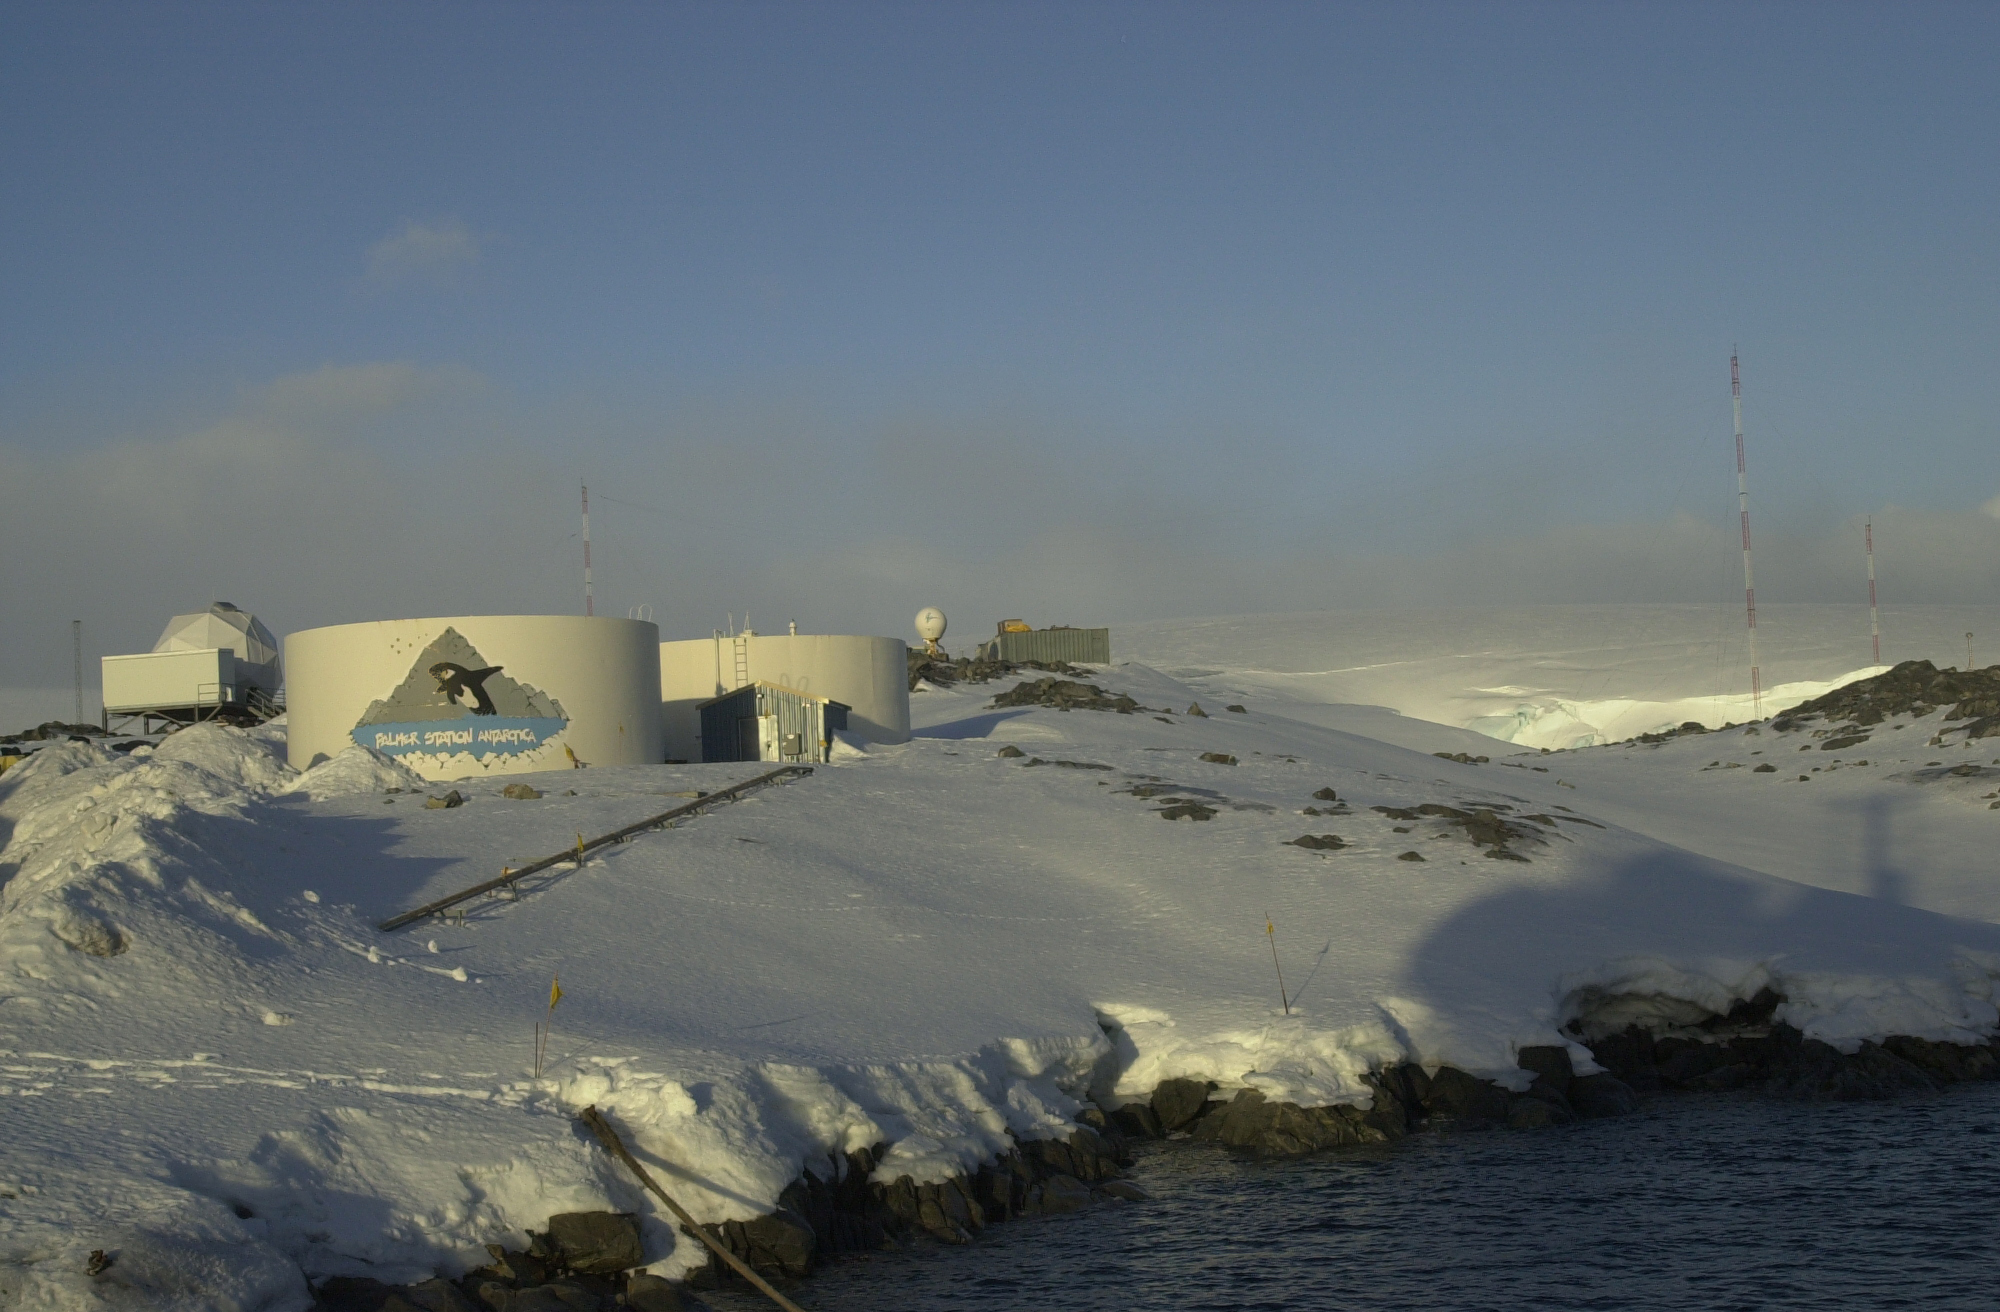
[351,627,569,762]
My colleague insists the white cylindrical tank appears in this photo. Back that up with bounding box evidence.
[660,632,909,762]
[287,615,663,779]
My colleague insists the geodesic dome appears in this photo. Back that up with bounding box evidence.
[153,602,282,693]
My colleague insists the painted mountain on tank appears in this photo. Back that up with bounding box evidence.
[350,627,569,762]
[356,628,565,725]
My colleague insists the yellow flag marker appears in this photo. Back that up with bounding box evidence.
[575,833,586,865]
[536,974,565,1077]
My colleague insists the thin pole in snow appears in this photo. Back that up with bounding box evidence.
[1266,912,1290,1015]
[582,483,593,617]
[1733,351,1763,718]
[1866,518,1880,665]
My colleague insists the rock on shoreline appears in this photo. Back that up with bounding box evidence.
[316,1000,2000,1308]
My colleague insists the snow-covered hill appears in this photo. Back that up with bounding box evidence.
[1117,603,2000,749]
[5,650,1999,1310]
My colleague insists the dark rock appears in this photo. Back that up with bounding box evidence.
[1028,1175,1092,1214]
[1287,833,1346,850]
[1569,1073,1640,1117]
[467,1282,515,1312]
[1710,987,1784,1029]
[1156,801,1217,821]
[712,1205,817,1274]
[1396,851,1425,862]
[424,790,465,809]
[501,783,543,799]
[623,1274,684,1312]
[1019,1128,1121,1183]
[1224,705,1247,714]
[499,1285,598,1312]
[991,677,1144,714]
[397,1281,478,1312]
[1109,1100,1163,1138]
[1431,751,1491,765]
[1655,1038,1737,1087]
[477,1247,548,1287]
[315,1277,400,1312]
[1152,1077,1216,1132]
[1372,806,1419,820]
[1882,1035,2000,1082]
[910,1181,975,1243]
[1516,1046,1573,1100]
[1753,763,1777,772]
[1584,1026,1660,1090]
[1198,752,1237,765]
[1763,1040,1942,1101]
[538,1212,642,1275]
[1096,1179,1151,1202]
[997,745,1025,758]
[1311,786,1339,802]
[1421,1066,1511,1123]
[1820,735,1870,751]
[1186,703,1209,717]
[1372,1063,1432,1116]
[1507,1095,1570,1129]
[1190,1087,1403,1156]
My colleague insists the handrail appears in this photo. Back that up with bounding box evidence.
[377,764,813,931]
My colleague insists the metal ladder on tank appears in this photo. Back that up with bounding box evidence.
[732,635,750,690]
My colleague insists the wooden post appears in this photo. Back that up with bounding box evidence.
[576,1106,809,1312]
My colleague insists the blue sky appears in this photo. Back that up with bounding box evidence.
[3,2,1997,693]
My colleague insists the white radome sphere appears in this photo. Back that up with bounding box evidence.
[915,607,947,642]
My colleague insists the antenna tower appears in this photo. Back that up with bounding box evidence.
[1865,518,1880,665]
[582,483,594,618]
[1733,351,1763,718]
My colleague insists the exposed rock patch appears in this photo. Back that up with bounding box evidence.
[1775,659,2000,732]
[906,650,1087,692]
[990,678,1147,714]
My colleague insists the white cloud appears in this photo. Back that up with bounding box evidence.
[251,360,479,420]
[364,217,482,287]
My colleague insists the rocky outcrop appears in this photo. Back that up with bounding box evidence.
[906,651,1086,692]
[990,678,1146,713]
[1774,658,2000,730]
[1580,1020,1999,1101]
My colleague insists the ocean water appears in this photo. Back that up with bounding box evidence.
[703,1085,2000,1311]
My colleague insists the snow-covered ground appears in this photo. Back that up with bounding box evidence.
[5,606,2000,1310]
[1118,603,2000,750]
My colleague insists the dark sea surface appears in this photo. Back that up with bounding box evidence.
[702,1083,2000,1311]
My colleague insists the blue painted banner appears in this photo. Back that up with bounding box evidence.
[353,716,568,760]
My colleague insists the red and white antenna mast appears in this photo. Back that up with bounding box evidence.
[1866,517,1880,665]
[582,482,594,617]
[1733,351,1763,718]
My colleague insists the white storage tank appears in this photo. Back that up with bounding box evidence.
[286,615,663,779]
[660,631,909,763]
